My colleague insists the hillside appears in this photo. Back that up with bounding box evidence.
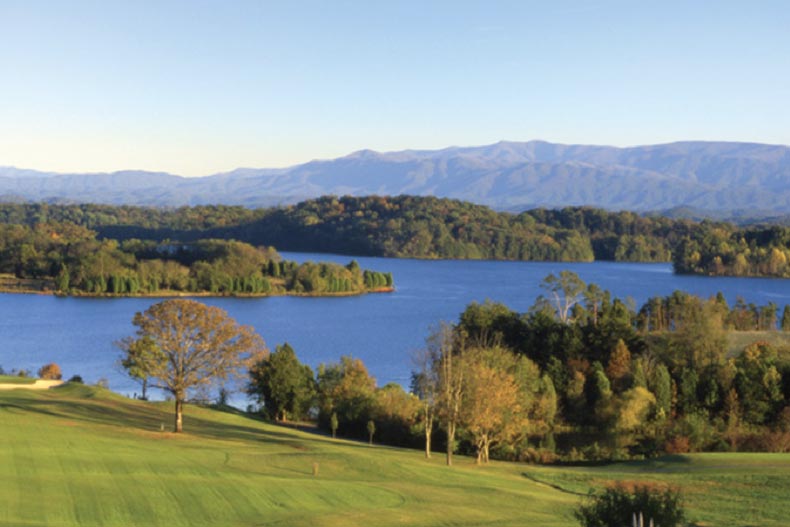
[1,384,789,526]
[3,140,790,212]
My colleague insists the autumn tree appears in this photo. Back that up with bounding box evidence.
[248,342,315,422]
[37,363,62,380]
[316,355,376,437]
[606,339,632,393]
[460,346,528,464]
[372,383,420,446]
[123,299,267,432]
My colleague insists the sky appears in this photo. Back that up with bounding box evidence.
[0,0,788,176]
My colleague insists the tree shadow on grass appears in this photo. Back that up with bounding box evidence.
[0,387,316,448]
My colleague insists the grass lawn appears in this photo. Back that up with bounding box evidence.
[1,384,789,526]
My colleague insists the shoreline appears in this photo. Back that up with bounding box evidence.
[0,284,395,299]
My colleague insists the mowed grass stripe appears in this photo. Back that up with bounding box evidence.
[3,385,790,526]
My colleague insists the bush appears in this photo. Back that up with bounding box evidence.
[68,374,84,384]
[38,363,63,380]
[575,483,685,527]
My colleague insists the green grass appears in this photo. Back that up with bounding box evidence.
[1,385,789,526]
[0,374,36,384]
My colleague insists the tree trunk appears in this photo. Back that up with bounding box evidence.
[425,414,433,459]
[141,378,148,400]
[446,422,456,466]
[174,398,184,433]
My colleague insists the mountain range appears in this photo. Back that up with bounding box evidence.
[2,140,790,214]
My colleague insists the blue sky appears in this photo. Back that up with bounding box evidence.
[1,1,788,175]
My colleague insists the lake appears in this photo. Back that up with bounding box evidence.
[2,254,790,403]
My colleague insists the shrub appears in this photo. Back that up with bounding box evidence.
[38,363,62,380]
[68,374,84,384]
[575,483,685,527]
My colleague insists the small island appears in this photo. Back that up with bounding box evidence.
[0,222,393,297]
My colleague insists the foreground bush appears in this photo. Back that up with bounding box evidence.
[575,483,685,527]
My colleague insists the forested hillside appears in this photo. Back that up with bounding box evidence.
[2,197,790,277]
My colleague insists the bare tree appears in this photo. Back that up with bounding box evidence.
[122,299,267,432]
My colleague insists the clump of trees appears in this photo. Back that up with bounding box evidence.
[674,224,790,277]
[0,220,393,296]
[432,272,790,460]
[240,271,790,462]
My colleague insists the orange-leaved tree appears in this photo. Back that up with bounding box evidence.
[123,299,267,432]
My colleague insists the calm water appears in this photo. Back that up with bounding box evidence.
[3,254,790,401]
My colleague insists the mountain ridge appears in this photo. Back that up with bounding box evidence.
[3,139,790,213]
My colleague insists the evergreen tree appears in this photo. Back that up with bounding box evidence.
[248,342,316,422]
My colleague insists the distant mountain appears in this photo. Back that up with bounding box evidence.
[3,140,790,212]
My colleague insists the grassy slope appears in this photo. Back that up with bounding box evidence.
[1,385,789,527]
[0,375,36,384]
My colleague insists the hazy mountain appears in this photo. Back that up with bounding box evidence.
[2,140,790,212]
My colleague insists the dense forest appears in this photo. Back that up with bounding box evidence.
[0,221,392,296]
[248,272,790,462]
[1,197,790,276]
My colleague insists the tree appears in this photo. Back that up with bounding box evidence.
[652,363,672,419]
[124,299,266,432]
[606,339,632,393]
[782,305,790,331]
[117,335,159,400]
[460,346,527,464]
[539,271,586,323]
[411,326,443,459]
[248,342,315,422]
[55,264,70,292]
[37,363,62,380]
[434,322,465,466]
[316,356,376,437]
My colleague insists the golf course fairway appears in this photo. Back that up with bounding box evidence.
[1,383,789,526]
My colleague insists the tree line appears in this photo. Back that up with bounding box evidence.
[0,221,392,296]
[3,198,790,276]
[245,272,790,463]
